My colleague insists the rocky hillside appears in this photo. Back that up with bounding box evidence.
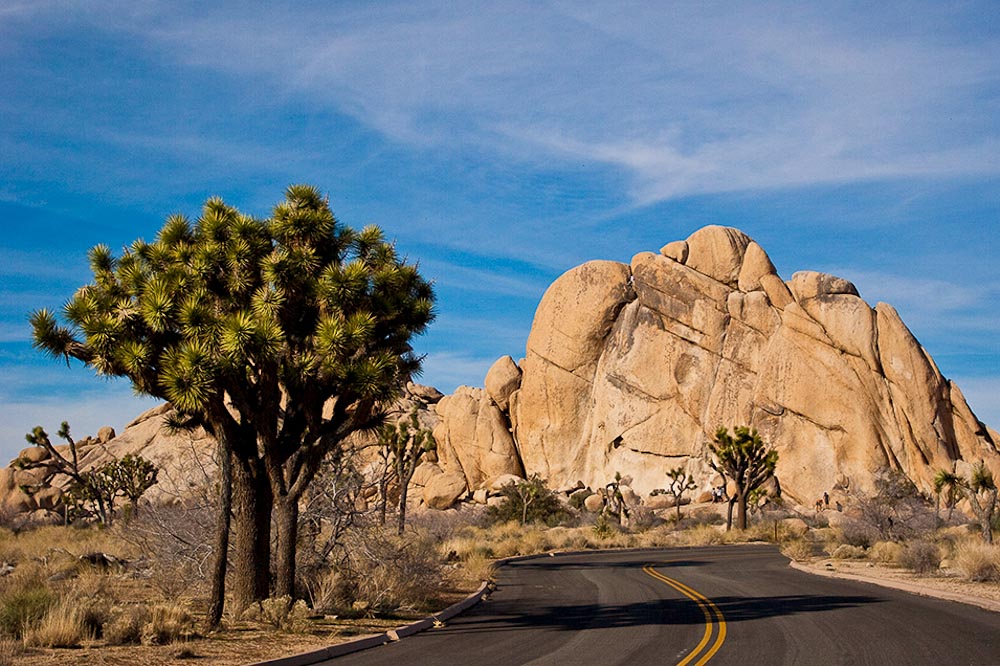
[4,225,997,519]
[437,225,1000,504]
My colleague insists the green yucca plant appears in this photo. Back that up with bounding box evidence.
[30,185,435,625]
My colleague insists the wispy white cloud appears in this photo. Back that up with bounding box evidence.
[419,258,549,299]
[83,1,998,205]
[7,1,996,234]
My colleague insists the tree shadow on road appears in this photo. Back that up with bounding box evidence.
[444,593,883,635]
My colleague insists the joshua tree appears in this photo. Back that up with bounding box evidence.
[708,426,778,530]
[933,467,962,527]
[378,407,435,535]
[30,186,434,620]
[604,472,630,528]
[962,461,998,544]
[664,466,698,521]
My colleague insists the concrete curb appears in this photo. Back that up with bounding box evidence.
[246,580,493,666]
[788,561,1000,613]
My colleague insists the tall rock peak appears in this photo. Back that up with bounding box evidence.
[440,225,999,505]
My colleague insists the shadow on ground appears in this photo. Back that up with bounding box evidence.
[443,593,883,636]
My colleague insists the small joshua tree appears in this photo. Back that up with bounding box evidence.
[378,408,435,535]
[962,461,998,545]
[664,467,698,521]
[933,467,962,527]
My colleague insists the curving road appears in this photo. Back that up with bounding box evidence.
[320,545,1000,665]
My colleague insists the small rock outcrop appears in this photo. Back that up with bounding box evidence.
[438,225,1000,504]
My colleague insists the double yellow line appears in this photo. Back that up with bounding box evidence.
[642,564,727,666]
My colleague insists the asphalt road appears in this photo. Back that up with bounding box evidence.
[320,545,1000,666]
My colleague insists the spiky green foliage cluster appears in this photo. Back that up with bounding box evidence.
[30,184,434,444]
[708,426,778,490]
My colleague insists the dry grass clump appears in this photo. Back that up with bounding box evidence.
[457,551,496,584]
[141,603,196,644]
[898,540,941,574]
[23,599,93,647]
[868,541,904,566]
[0,637,24,666]
[675,524,726,547]
[242,596,311,633]
[829,544,867,560]
[104,604,151,645]
[780,540,813,562]
[953,540,1000,582]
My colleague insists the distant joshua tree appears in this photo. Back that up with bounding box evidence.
[663,467,697,521]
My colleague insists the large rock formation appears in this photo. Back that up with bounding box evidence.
[441,226,1000,504]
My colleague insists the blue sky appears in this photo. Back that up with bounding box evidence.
[1,1,998,461]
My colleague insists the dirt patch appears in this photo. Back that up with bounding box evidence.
[791,558,1000,613]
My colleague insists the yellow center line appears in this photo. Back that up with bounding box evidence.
[643,564,728,666]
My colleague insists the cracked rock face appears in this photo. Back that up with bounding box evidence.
[440,225,1000,504]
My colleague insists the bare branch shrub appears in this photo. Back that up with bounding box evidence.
[339,524,446,615]
[850,468,934,543]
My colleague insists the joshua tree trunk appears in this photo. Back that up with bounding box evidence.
[231,455,272,609]
[274,494,299,599]
[397,484,409,536]
[207,443,232,629]
[736,489,748,530]
[726,497,735,531]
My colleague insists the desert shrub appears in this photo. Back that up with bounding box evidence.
[781,539,813,562]
[852,468,934,542]
[836,519,876,549]
[306,569,357,615]
[899,540,941,573]
[953,541,1000,582]
[568,490,592,511]
[591,515,616,540]
[104,605,150,645]
[830,544,866,560]
[141,604,195,645]
[242,596,310,633]
[23,599,92,647]
[117,499,215,600]
[868,540,904,566]
[341,526,445,615]
[0,583,54,637]
[486,475,571,527]
[628,505,658,532]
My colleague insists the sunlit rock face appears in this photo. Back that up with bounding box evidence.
[441,225,999,504]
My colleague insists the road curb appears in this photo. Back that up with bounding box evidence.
[246,580,492,666]
[788,561,1000,613]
